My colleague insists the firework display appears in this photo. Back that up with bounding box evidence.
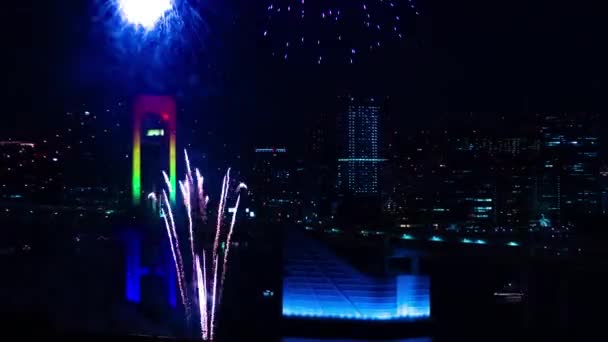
[156,150,247,341]
[262,0,420,63]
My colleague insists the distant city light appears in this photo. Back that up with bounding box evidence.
[337,158,387,162]
[462,238,474,244]
[255,148,287,153]
[401,234,414,240]
[117,0,173,29]
[429,236,443,242]
[507,241,520,247]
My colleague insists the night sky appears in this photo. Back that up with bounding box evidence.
[6,0,608,144]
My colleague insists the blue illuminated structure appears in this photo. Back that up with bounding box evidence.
[283,229,430,320]
[121,230,177,307]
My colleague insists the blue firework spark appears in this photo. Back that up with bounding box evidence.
[262,0,421,64]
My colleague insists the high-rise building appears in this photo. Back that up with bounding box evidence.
[250,147,298,223]
[600,165,608,216]
[336,96,384,195]
[302,111,335,225]
[536,113,601,226]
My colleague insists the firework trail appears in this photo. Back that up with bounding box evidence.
[195,168,207,222]
[183,150,197,280]
[218,183,248,303]
[161,207,187,310]
[209,168,230,338]
[162,189,189,316]
[195,254,208,340]
[212,169,230,263]
[210,253,219,341]
[185,149,194,185]
[202,250,209,339]
[162,170,173,195]
[179,178,196,279]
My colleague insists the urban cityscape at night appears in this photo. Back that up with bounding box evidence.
[4,0,608,341]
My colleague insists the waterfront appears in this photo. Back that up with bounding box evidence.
[2,216,608,340]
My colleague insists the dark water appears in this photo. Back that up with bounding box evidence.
[2,222,608,340]
[282,339,431,342]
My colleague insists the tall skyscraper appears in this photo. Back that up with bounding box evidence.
[601,163,608,212]
[336,96,384,195]
[536,113,600,226]
[250,147,298,222]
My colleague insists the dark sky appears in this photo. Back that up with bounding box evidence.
[5,0,608,142]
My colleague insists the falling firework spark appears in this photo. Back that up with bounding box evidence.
[263,0,421,64]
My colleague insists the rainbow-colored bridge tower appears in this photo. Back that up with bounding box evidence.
[132,95,177,205]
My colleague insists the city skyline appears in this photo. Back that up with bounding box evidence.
[4,1,608,340]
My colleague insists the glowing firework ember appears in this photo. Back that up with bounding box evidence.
[263,0,421,64]
[155,150,247,340]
